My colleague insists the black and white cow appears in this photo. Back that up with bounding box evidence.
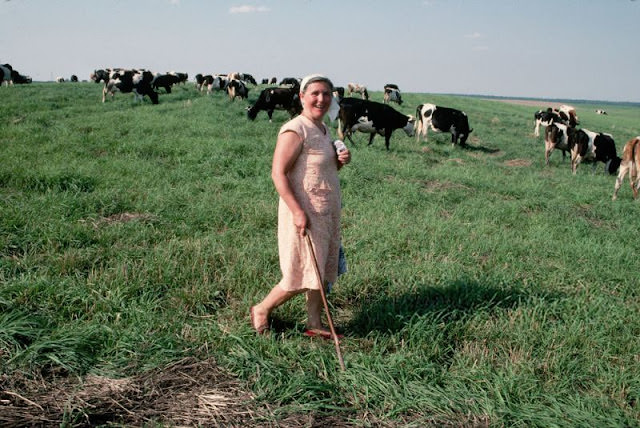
[568,128,620,175]
[247,87,302,121]
[337,98,415,150]
[1,64,13,85]
[227,79,249,101]
[90,69,111,84]
[534,108,564,137]
[383,84,402,105]
[534,106,578,137]
[102,69,159,104]
[279,77,300,88]
[612,137,640,200]
[169,71,188,84]
[152,73,181,93]
[595,109,608,115]
[544,122,571,165]
[11,69,32,84]
[415,103,473,146]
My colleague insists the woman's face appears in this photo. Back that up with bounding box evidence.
[301,81,332,121]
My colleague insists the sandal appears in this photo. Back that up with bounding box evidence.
[303,328,343,340]
[250,306,269,335]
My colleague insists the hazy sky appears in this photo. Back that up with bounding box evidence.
[2,0,639,102]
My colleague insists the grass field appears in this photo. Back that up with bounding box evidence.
[1,82,639,427]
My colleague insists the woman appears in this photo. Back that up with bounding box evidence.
[250,74,351,336]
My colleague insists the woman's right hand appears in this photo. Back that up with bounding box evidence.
[293,210,308,237]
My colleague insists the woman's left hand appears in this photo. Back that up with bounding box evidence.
[337,149,351,168]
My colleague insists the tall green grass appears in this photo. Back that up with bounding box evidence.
[1,82,638,426]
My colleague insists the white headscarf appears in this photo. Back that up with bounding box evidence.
[300,74,341,122]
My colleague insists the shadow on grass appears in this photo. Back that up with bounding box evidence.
[346,278,561,336]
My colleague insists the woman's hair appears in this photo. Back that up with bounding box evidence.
[300,74,333,93]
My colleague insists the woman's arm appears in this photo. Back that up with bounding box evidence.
[271,130,307,236]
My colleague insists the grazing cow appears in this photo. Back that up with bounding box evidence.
[544,122,571,165]
[70,75,78,82]
[612,137,640,200]
[1,63,13,85]
[415,103,473,146]
[595,109,608,115]
[270,77,277,84]
[226,79,249,101]
[383,84,402,105]
[347,82,369,100]
[534,108,564,137]
[338,98,414,150]
[10,69,31,84]
[261,78,269,84]
[103,69,158,104]
[169,71,188,84]
[90,69,110,84]
[247,87,302,121]
[152,73,181,93]
[568,129,620,175]
[279,77,300,88]
[56,76,65,83]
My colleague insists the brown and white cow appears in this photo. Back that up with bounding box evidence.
[544,122,571,165]
[347,82,369,100]
[612,137,640,200]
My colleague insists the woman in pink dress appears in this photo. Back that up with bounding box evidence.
[250,74,351,336]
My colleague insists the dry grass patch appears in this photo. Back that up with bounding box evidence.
[504,159,532,167]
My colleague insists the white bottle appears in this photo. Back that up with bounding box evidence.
[333,139,347,154]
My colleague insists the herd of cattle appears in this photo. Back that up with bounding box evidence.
[2,63,638,200]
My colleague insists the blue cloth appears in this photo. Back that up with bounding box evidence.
[327,243,347,294]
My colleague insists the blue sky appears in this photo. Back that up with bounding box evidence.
[2,0,639,102]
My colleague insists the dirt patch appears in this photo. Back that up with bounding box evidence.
[484,98,565,109]
[422,180,471,192]
[0,357,359,427]
[504,159,532,167]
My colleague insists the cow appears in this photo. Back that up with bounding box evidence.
[337,98,414,150]
[415,103,473,146]
[534,108,564,137]
[534,106,578,137]
[347,83,369,100]
[247,87,302,121]
[1,63,13,85]
[568,129,620,175]
[270,77,277,84]
[226,79,249,101]
[56,76,65,83]
[90,69,110,84]
[102,69,159,104]
[333,86,345,102]
[11,70,32,84]
[279,77,300,88]
[169,71,188,84]
[261,78,269,84]
[544,122,571,165]
[612,137,640,200]
[595,109,608,115]
[152,73,181,93]
[383,85,402,105]
[558,104,579,127]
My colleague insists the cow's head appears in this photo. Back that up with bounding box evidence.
[403,115,416,137]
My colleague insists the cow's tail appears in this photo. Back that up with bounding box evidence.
[468,128,474,134]
[631,138,640,180]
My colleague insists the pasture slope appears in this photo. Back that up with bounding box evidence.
[1,82,639,427]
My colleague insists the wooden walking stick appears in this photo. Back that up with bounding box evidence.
[304,232,346,371]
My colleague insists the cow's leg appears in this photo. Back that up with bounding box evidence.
[534,120,540,137]
[545,141,554,166]
[267,110,274,123]
[612,163,628,200]
[384,130,392,151]
[367,132,376,146]
[570,148,581,175]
